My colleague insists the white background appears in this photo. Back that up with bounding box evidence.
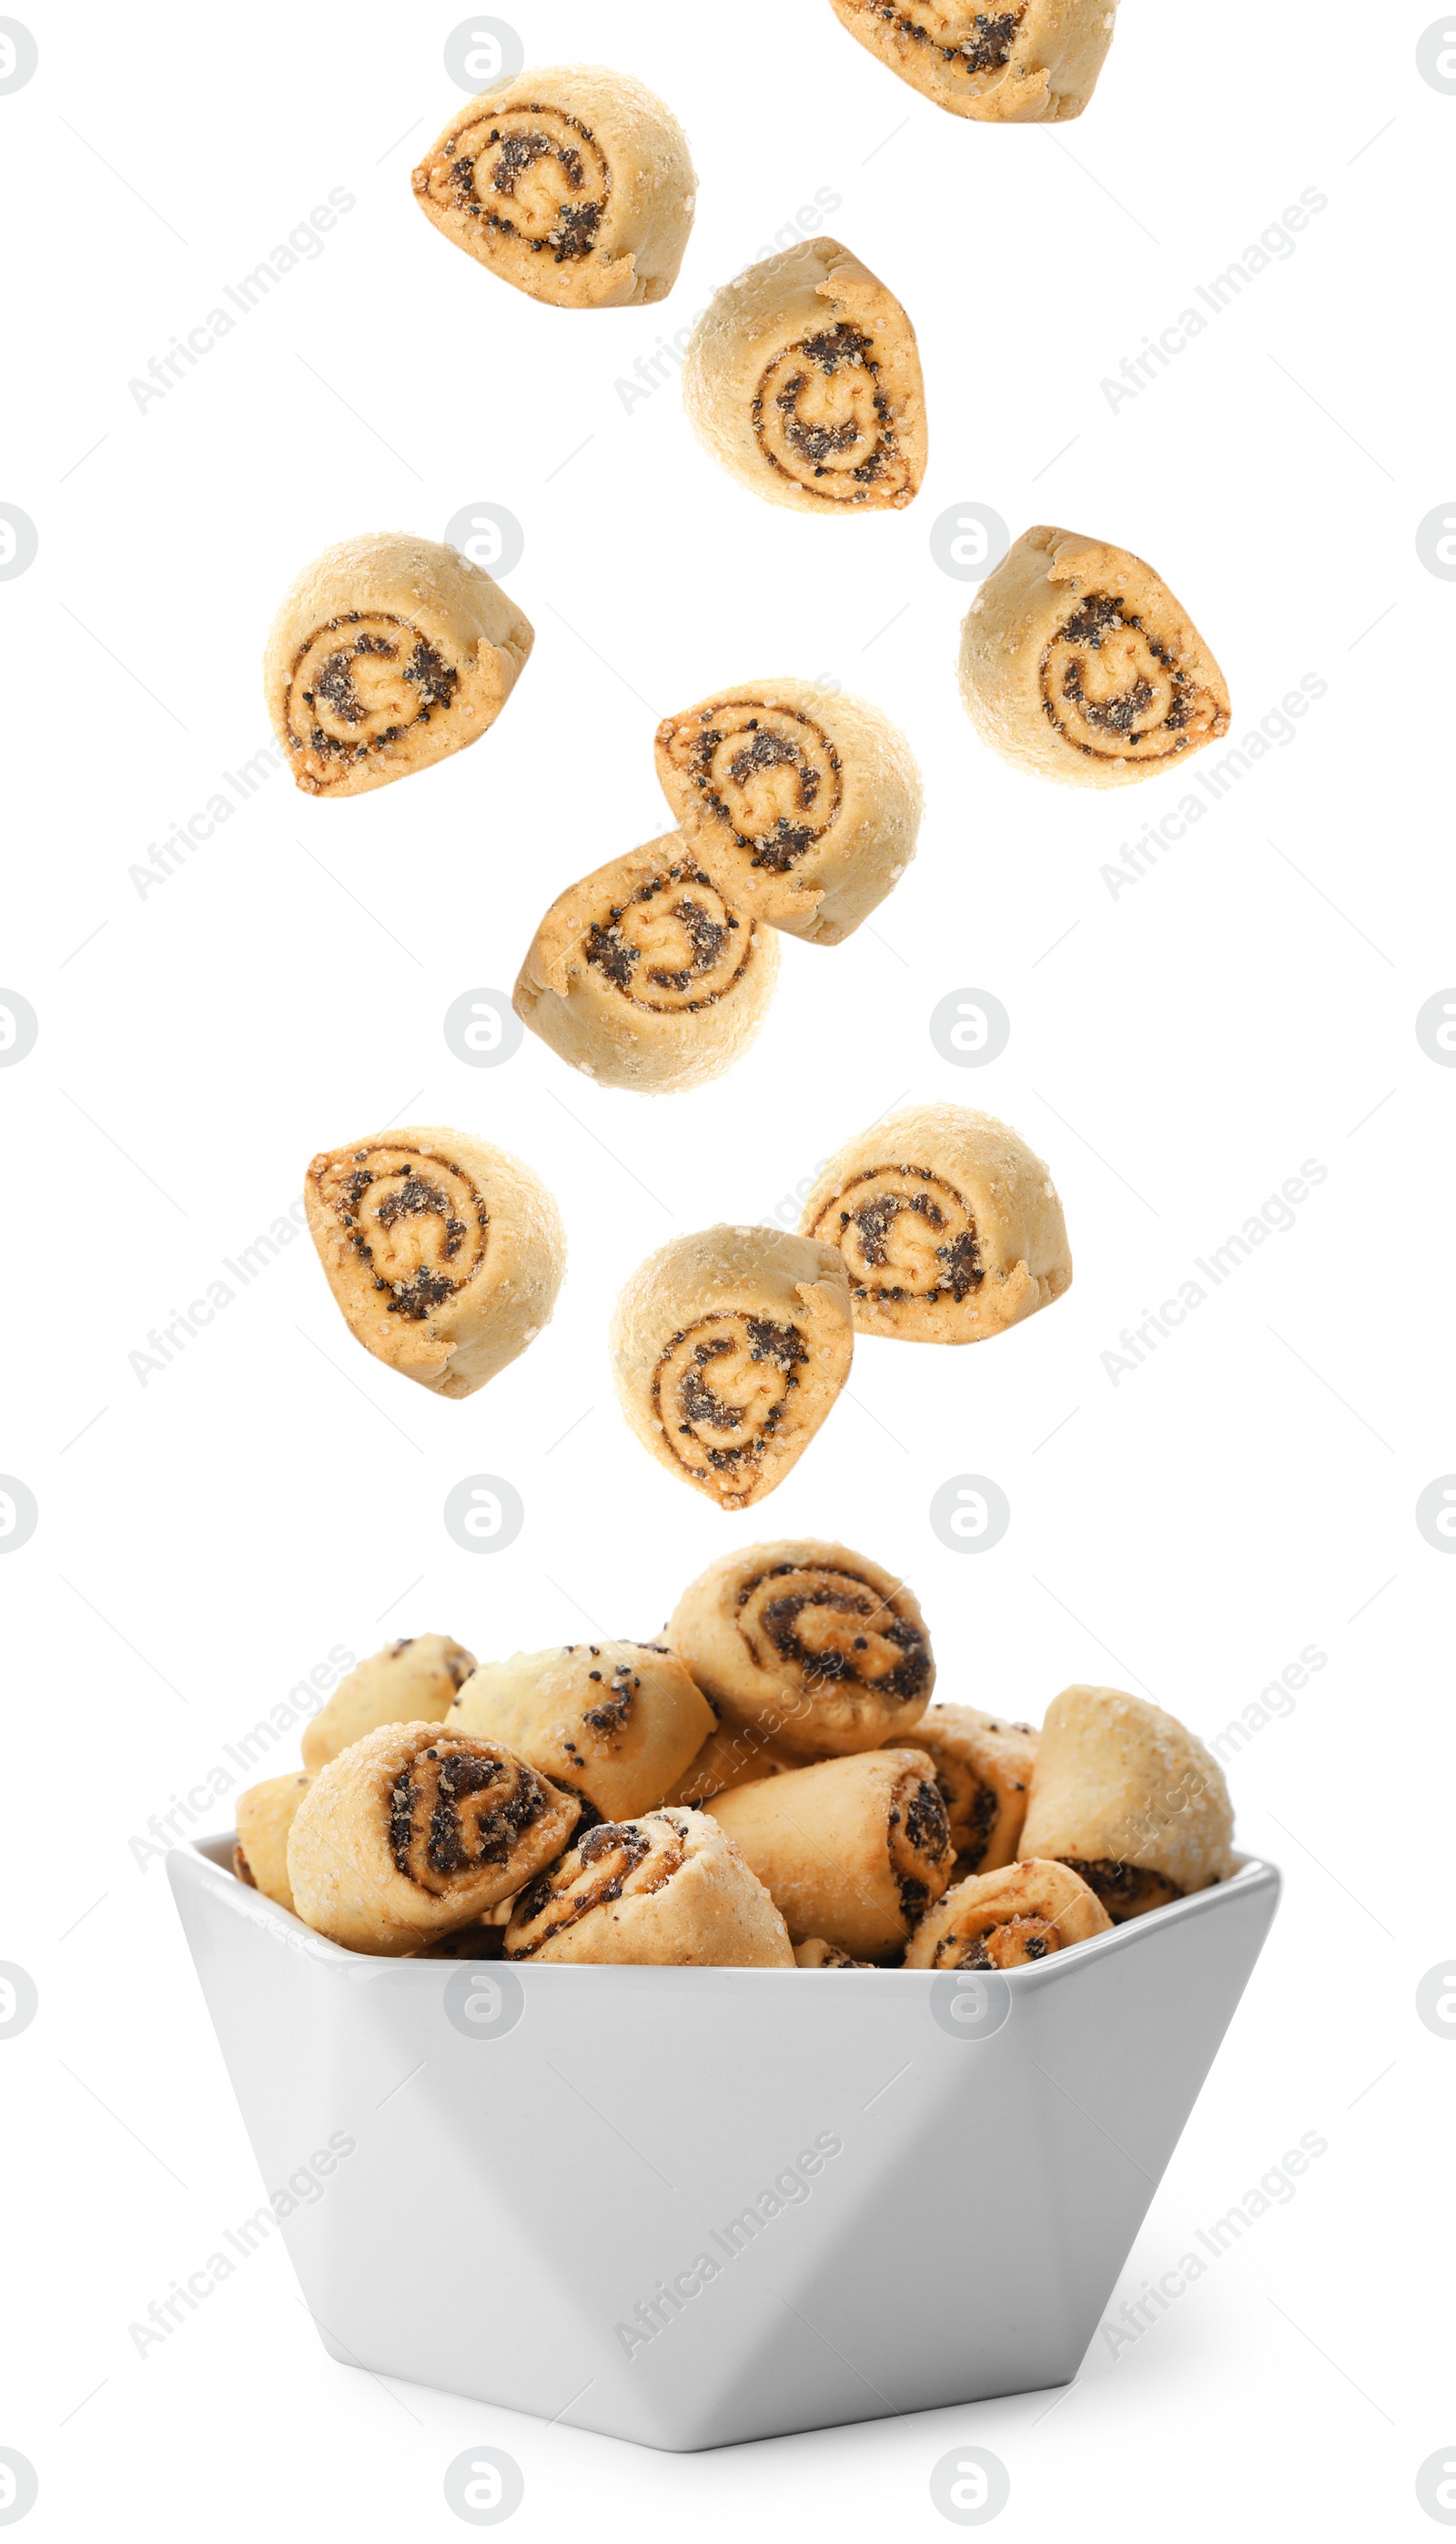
[2,0,1453,2534]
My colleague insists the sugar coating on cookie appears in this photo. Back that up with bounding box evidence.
[707,1746,953,1961]
[264,532,532,798]
[513,836,778,1093]
[302,1635,477,1772]
[654,679,923,946]
[611,1226,854,1510]
[890,1703,1038,1880]
[825,0,1119,124]
[959,523,1230,789]
[450,1640,714,1824]
[682,238,926,514]
[669,1538,935,1758]
[504,1808,794,1965]
[904,1857,1112,1970]
[288,1722,581,1955]
[304,1124,565,1400]
[411,64,696,309]
[1017,1683,1236,1917]
[801,1104,1071,1343]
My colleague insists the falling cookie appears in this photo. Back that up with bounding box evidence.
[653,679,923,946]
[304,1126,565,1399]
[513,837,778,1092]
[411,65,696,308]
[611,1226,854,1509]
[265,533,532,797]
[959,524,1230,788]
[825,1,1119,125]
[800,1105,1071,1343]
[682,238,926,513]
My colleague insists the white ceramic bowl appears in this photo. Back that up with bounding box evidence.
[169,1837,1279,2452]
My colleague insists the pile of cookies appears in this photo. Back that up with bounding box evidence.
[230,1538,1236,1970]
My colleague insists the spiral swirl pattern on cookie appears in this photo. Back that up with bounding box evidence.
[1040,591,1228,767]
[388,1738,553,1895]
[886,1761,954,1925]
[281,613,467,793]
[807,1163,982,1308]
[582,859,754,1012]
[311,1141,488,1324]
[652,1313,811,1501]
[753,320,912,506]
[658,703,843,875]
[416,104,611,270]
[734,1556,932,1715]
[507,1815,685,1956]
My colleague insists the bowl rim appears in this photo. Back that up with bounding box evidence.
[171,1832,1279,1988]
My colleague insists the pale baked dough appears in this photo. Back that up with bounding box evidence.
[706,1746,952,1960]
[504,1809,794,1965]
[826,1,1118,123]
[658,1720,800,1806]
[264,533,532,797]
[611,1227,854,1508]
[449,1641,714,1822]
[959,524,1230,789]
[412,65,696,309]
[891,1703,1037,1879]
[654,678,923,945]
[669,1539,934,1758]
[513,836,778,1092]
[287,1722,579,1955]
[302,1635,477,1772]
[304,1124,565,1399]
[904,1857,1111,1968]
[794,1937,871,1968]
[1017,1684,1236,1918]
[800,1104,1071,1343]
[682,237,926,513]
[233,1772,312,1914]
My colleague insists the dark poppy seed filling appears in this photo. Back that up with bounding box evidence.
[935,1911,1057,1971]
[810,1163,983,1307]
[582,859,755,1014]
[1062,1857,1184,1918]
[865,3,1026,72]
[732,1559,932,1712]
[506,1817,685,1955]
[660,701,844,875]
[1040,591,1228,764]
[284,613,465,790]
[314,1143,489,1324]
[389,1743,548,1894]
[420,103,611,265]
[887,1769,953,1923]
[652,1313,811,1493]
[753,320,910,505]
